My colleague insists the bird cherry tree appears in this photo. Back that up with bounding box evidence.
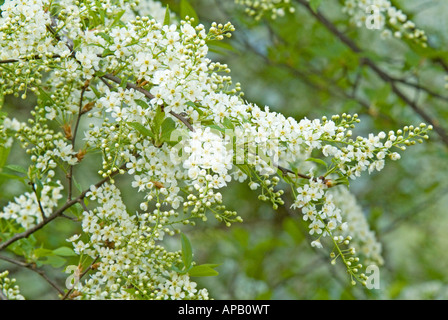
[0,0,433,300]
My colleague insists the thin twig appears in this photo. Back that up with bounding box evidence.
[101,74,196,132]
[295,0,448,147]
[30,182,47,222]
[0,163,127,252]
[0,254,64,295]
[61,256,99,300]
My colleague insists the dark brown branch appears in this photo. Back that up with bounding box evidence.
[295,0,448,147]
[101,74,196,132]
[0,163,127,252]
[102,74,154,99]
[168,110,195,132]
[0,254,64,295]
[391,76,448,103]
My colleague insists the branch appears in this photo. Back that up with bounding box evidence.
[0,254,64,296]
[101,74,195,132]
[67,84,88,201]
[237,26,397,123]
[30,181,47,222]
[295,0,448,147]
[391,76,448,103]
[0,163,127,252]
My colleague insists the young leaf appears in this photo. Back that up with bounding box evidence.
[223,117,235,130]
[134,99,150,109]
[33,247,54,258]
[53,246,77,257]
[128,122,155,139]
[4,164,28,175]
[161,117,177,142]
[0,146,10,168]
[309,0,323,13]
[163,4,171,26]
[206,124,225,133]
[186,101,204,116]
[72,177,83,193]
[43,255,66,268]
[153,105,166,130]
[110,9,126,28]
[306,157,328,168]
[34,178,43,199]
[188,264,219,277]
[180,233,193,270]
[180,0,199,26]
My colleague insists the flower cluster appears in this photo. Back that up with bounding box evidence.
[67,183,209,300]
[184,126,233,189]
[0,270,25,300]
[0,180,64,229]
[234,0,296,20]
[0,0,433,299]
[331,187,383,266]
[342,0,428,46]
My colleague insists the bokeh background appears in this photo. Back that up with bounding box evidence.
[1,0,448,299]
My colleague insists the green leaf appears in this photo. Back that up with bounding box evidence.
[72,177,83,193]
[34,247,54,258]
[223,117,235,130]
[128,122,155,139]
[206,124,225,133]
[134,99,150,109]
[306,157,327,168]
[335,176,350,187]
[309,0,323,13]
[4,164,28,175]
[120,75,128,89]
[186,101,204,116]
[207,40,236,54]
[110,9,126,27]
[154,105,166,130]
[43,255,66,268]
[180,0,199,26]
[181,233,193,270]
[0,171,27,181]
[53,246,77,257]
[188,264,220,277]
[97,32,112,43]
[163,4,171,26]
[69,202,83,217]
[161,117,177,142]
[171,264,187,274]
[102,48,116,57]
[34,178,43,199]
[0,146,10,168]
[89,84,102,98]
[9,236,37,258]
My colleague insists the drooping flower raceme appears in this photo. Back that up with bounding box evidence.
[0,271,25,300]
[0,0,432,299]
[234,0,296,20]
[341,0,427,45]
